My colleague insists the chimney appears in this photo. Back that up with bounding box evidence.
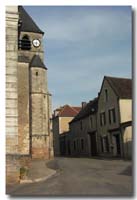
[54,109,60,117]
[81,102,87,109]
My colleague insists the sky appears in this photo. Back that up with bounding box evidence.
[24,6,132,109]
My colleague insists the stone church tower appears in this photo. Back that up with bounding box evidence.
[6,6,53,184]
[18,6,53,159]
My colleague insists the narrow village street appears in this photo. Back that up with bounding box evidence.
[7,157,132,196]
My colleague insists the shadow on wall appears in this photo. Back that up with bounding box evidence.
[123,141,132,160]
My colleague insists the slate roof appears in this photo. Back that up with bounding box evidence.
[30,55,47,69]
[70,98,98,124]
[18,6,44,34]
[54,105,81,118]
[105,76,132,99]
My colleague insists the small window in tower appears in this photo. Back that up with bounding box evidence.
[36,71,38,76]
[19,35,31,50]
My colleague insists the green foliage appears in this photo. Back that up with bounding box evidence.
[20,167,29,179]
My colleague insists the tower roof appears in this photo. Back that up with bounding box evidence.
[18,6,44,34]
[30,55,47,69]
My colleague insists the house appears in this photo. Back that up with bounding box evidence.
[97,76,132,159]
[69,98,98,157]
[6,6,53,184]
[52,105,81,156]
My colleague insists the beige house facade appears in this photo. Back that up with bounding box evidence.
[52,105,81,156]
[6,6,53,184]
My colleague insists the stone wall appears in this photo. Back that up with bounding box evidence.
[123,125,132,159]
[97,79,121,155]
[6,155,20,185]
[18,62,30,154]
[18,32,44,61]
[31,67,52,159]
[69,117,91,157]
[52,117,60,156]
[6,6,19,184]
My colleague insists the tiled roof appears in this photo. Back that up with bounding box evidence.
[72,107,81,113]
[54,105,81,117]
[70,98,98,123]
[105,76,132,99]
[18,6,44,34]
[30,55,47,69]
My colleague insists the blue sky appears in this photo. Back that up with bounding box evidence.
[24,6,132,109]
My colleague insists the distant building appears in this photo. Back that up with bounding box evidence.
[97,76,132,159]
[6,6,53,184]
[52,105,81,156]
[69,99,98,157]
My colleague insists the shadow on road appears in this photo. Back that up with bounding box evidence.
[46,159,59,171]
[119,165,132,176]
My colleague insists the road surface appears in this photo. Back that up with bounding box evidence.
[7,157,132,196]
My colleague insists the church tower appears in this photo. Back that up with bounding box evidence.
[18,6,53,159]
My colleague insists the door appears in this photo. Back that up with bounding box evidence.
[90,132,97,156]
[115,134,121,155]
[67,140,71,155]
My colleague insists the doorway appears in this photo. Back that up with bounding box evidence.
[90,132,97,156]
[115,134,121,155]
[114,134,121,156]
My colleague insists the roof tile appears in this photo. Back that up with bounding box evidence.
[105,76,132,99]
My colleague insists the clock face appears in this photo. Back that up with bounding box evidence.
[32,39,40,47]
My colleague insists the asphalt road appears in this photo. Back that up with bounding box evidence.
[7,157,133,196]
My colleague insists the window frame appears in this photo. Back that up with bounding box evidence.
[19,34,31,50]
[105,89,108,102]
[108,108,116,124]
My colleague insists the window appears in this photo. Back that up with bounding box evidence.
[36,71,38,76]
[80,120,83,130]
[81,139,84,151]
[100,112,106,126]
[103,136,109,152]
[90,116,93,128]
[19,35,31,50]
[74,140,76,151]
[105,89,108,102]
[100,137,104,152]
[108,108,116,124]
[77,139,79,152]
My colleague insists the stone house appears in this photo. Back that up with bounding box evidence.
[68,99,98,157]
[97,76,132,159]
[6,6,53,184]
[52,105,81,156]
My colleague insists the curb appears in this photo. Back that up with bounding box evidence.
[20,170,56,184]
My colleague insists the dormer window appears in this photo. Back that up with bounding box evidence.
[19,35,31,50]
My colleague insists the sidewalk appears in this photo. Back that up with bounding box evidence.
[6,159,56,194]
[20,159,56,184]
